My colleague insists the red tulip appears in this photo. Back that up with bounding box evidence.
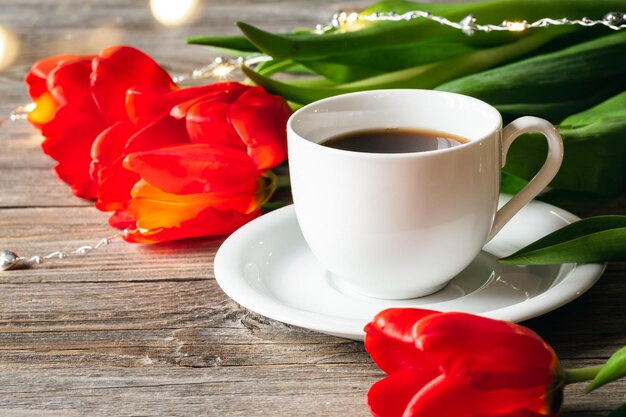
[90,81,291,243]
[25,53,106,199]
[364,309,564,417]
[25,46,176,199]
[25,46,290,243]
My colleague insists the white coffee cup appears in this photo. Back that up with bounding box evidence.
[287,89,563,299]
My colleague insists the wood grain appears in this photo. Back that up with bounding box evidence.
[0,1,624,416]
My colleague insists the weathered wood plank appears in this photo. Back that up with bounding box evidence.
[0,367,623,416]
[0,366,380,416]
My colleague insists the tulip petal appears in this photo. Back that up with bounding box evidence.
[91,46,176,124]
[228,86,290,170]
[367,368,440,417]
[120,194,259,244]
[125,85,173,126]
[91,121,142,211]
[170,81,248,119]
[121,210,259,243]
[126,83,246,127]
[415,313,558,390]
[40,96,108,199]
[364,308,439,375]
[128,179,258,229]
[403,374,552,417]
[26,55,94,129]
[123,115,188,154]
[186,100,247,150]
[94,158,141,211]
[92,116,188,211]
[25,54,93,100]
[25,70,47,102]
[91,121,137,181]
[124,143,259,195]
[108,208,137,230]
[47,58,93,105]
[27,92,59,128]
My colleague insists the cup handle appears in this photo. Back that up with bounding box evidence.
[486,116,564,242]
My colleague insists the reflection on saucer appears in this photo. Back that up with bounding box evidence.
[216,200,604,340]
[258,246,572,323]
[326,252,497,305]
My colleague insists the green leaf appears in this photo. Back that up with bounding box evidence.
[286,77,338,88]
[311,37,481,78]
[243,32,552,104]
[493,79,626,122]
[534,190,617,216]
[256,59,295,76]
[241,65,340,103]
[500,170,528,195]
[186,35,258,52]
[235,8,474,61]
[236,22,296,59]
[299,60,384,83]
[607,402,626,417]
[234,0,626,61]
[437,30,626,122]
[561,87,626,129]
[587,346,626,392]
[504,90,626,196]
[505,132,626,197]
[250,59,315,77]
[500,216,626,264]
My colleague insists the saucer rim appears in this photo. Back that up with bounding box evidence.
[214,199,606,340]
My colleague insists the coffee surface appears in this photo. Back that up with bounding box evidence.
[320,128,468,154]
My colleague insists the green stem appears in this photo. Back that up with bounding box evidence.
[274,174,291,189]
[260,173,291,212]
[564,365,604,385]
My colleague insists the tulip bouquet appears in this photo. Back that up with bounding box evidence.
[26,46,291,243]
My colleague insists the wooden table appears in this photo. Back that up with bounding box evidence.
[0,1,624,415]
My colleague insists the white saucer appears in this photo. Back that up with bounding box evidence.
[214,196,605,340]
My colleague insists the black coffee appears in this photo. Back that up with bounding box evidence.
[320,128,468,154]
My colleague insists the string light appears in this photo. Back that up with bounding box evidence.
[1,232,123,271]
[172,55,271,84]
[175,10,626,84]
[320,10,626,36]
[10,103,35,121]
[211,63,236,78]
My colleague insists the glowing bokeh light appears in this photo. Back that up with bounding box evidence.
[211,63,235,78]
[0,26,19,71]
[150,0,199,27]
